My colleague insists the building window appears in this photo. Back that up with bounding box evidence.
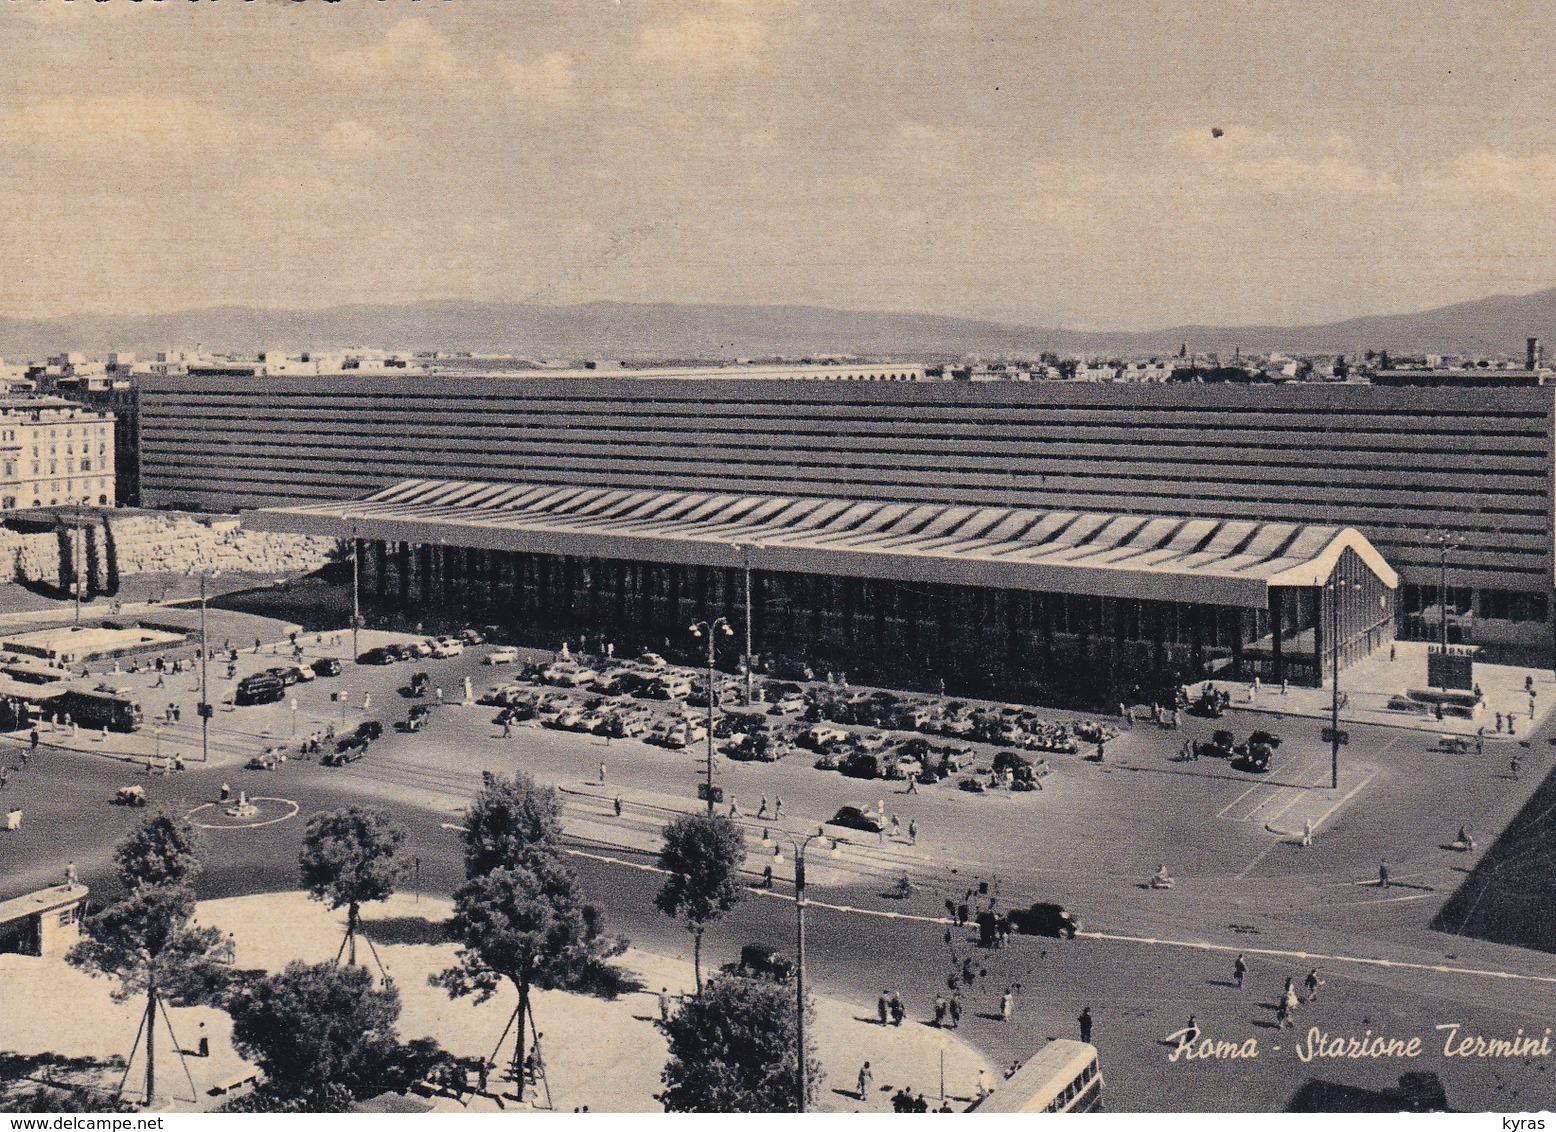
[81,459,90,472]
[2,497,15,509]
[98,494,107,506]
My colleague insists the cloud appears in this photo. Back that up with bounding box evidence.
[1168,128,1397,197]
[500,51,577,111]
[0,94,270,158]
[1437,149,1556,199]
[638,13,769,68]
[316,19,463,91]
[319,120,383,159]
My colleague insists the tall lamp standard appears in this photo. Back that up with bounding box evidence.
[732,543,755,706]
[761,826,841,1113]
[689,618,733,814]
[1327,577,1353,790]
[1424,531,1465,689]
[350,523,362,662]
[192,569,220,764]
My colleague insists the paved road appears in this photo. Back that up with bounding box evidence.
[3,624,1555,1111]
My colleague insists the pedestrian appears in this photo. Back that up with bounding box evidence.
[857,1061,873,1101]
[1183,1014,1200,1044]
[1390,643,1397,662]
[890,992,905,1027]
[1280,678,1288,696]
[1276,1000,1292,1028]
[761,864,773,888]
[1511,756,1522,781]
[64,860,78,890]
[889,814,901,839]
[949,995,962,1028]
[28,729,37,751]
[1234,952,1247,988]
[906,775,918,794]
[908,820,918,845]
[729,797,741,818]
[197,1022,210,1058]
[501,718,513,738]
[757,797,769,819]
[1496,711,1505,733]
[658,987,671,1023]
[773,797,783,818]
[362,692,371,711]
[599,761,607,784]
[877,992,889,1026]
[1000,987,1014,1022]
[976,1068,993,1099]
[1078,1006,1093,1043]
[1303,968,1320,1002]
[1378,860,1391,888]
[613,796,623,819]
[1301,818,1313,848]
[1476,728,1485,756]
[435,687,443,705]
[933,993,947,1027]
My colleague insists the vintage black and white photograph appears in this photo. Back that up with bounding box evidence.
[0,0,1554,1121]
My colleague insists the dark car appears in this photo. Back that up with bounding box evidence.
[1007,901,1082,939]
[357,720,383,742]
[265,665,301,687]
[322,746,365,767]
[357,647,396,666]
[828,804,885,833]
[386,642,418,661]
[839,751,882,779]
[235,674,286,706]
[312,657,343,678]
[737,943,795,981]
[408,672,432,697]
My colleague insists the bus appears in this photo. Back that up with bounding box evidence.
[971,1040,1103,1113]
[50,688,143,733]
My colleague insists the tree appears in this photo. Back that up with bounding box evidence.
[433,855,626,1089]
[460,770,564,878]
[114,812,203,891]
[659,972,821,1112]
[67,882,232,1105]
[298,806,408,967]
[226,961,414,1112]
[655,812,747,992]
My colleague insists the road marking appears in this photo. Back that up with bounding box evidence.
[1079,930,1556,986]
[1215,784,1261,820]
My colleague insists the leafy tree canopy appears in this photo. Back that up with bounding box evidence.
[113,812,204,892]
[461,771,564,879]
[299,805,408,914]
[660,973,820,1113]
[656,812,748,931]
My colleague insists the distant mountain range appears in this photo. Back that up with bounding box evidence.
[3,290,1556,361]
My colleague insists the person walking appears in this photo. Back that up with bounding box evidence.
[906,775,918,794]
[976,1067,993,1100]
[757,797,769,819]
[1511,756,1522,781]
[877,992,890,1026]
[501,717,513,738]
[599,761,607,784]
[1183,1014,1200,1044]
[773,797,783,818]
[1303,968,1321,1002]
[28,729,38,752]
[1078,1006,1093,1043]
[761,863,773,888]
[1378,860,1391,888]
[1301,819,1313,848]
[1234,953,1247,989]
[949,995,962,1028]
[889,814,901,839]
[613,796,623,819]
[1000,987,1015,1023]
[933,993,947,1027]
[889,993,906,1027]
[908,820,918,845]
[857,1061,873,1101]
[658,987,672,1023]
[729,797,741,818]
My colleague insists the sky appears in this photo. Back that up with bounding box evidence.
[4,0,1556,330]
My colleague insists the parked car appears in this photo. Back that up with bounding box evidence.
[541,663,598,688]
[484,647,521,665]
[312,657,343,677]
[797,724,849,751]
[235,674,286,706]
[839,751,882,779]
[408,672,432,697]
[357,647,396,666]
[385,643,418,661]
[735,943,794,982]
[265,666,302,687]
[458,628,487,646]
[828,805,886,833]
[429,638,464,658]
[771,692,808,715]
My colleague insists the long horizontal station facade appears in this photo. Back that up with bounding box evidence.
[249,478,1397,705]
[139,374,1554,665]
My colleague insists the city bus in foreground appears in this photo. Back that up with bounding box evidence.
[970,1040,1103,1113]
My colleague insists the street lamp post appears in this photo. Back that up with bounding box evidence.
[351,524,362,662]
[762,827,840,1114]
[1327,577,1353,790]
[734,544,755,706]
[195,571,219,763]
[1425,531,1464,689]
[689,618,733,814]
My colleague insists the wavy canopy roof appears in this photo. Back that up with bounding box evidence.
[247,478,1397,609]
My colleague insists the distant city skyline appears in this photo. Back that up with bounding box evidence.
[6,1,1556,331]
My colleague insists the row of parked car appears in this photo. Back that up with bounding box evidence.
[233,657,345,706]
[358,634,471,665]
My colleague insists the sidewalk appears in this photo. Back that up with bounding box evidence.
[1193,640,1556,740]
[0,892,991,1112]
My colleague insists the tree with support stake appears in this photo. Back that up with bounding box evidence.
[66,817,232,1108]
[298,806,408,974]
[435,772,626,1105]
[655,811,748,994]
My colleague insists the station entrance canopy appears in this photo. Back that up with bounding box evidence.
[247,478,1398,609]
